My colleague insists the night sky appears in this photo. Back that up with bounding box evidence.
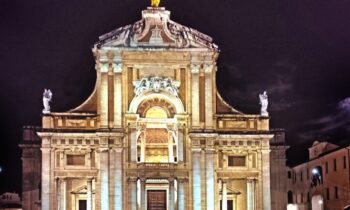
[0,0,349,194]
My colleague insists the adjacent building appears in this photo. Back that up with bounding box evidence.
[20,3,289,210]
[287,141,350,210]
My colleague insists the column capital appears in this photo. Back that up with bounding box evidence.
[128,177,138,182]
[177,177,189,183]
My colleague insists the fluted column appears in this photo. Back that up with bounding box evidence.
[87,178,93,210]
[113,148,123,210]
[129,177,137,210]
[130,130,137,162]
[222,181,227,210]
[262,150,271,210]
[192,149,201,210]
[100,149,109,210]
[247,178,256,210]
[191,64,200,127]
[177,178,187,210]
[169,178,175,210]
[41,148,51,210]
[206,150,215,210]
[140,178,146,210]
[177,129,184,162]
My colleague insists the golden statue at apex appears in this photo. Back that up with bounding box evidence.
[151,0,160,7]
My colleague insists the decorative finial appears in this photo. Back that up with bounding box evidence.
[151,0,160,7]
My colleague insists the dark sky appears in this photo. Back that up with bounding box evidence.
[0,0,349,194]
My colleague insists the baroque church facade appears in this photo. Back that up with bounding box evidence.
[20,4,289,210]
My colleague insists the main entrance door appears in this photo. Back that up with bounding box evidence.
[147,190,167,210]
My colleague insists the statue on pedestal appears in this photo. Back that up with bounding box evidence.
[42,89,52,114]
[259,91,268,117]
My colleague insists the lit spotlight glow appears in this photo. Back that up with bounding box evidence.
[318,200,323,204]
[312,168,318,175]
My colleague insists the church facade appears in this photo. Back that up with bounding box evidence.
[20,5,288,210]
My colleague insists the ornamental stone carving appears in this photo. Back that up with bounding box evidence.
[132,76,180,97]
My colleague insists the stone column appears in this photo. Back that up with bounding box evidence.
[192,149,201,210]
[130,130,137,162]
[168,133,174,162]
[177,178,186,210]
[58,178,66,210]
[113,62,122,127]
[100,149,109,210]
[169,178,175,210]
[99,63,109,128]
[128,177,137,210]
[191,64,200,127]
[262,150,271,210]
[247,178,255,210]
[222,181,227,210]
[87,178,93,210]
[206,150,215,210]
[114,148,123,210]
[41,148,51,210]
[204,64,213,128]
[56,178,60,210]
[140,178,146,210]
[177,129,184,162]
[140,137,145,162]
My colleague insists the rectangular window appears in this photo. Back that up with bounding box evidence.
[228,156,246,167]
[306,168,309,179]
[334,158,337,171]
[300,171,303,181]
[335,186,338,199]
[288,171,292,179]
[67,154,85,166]
[344,156,347,169]
[326,161,328,173]
[326,188,330,200]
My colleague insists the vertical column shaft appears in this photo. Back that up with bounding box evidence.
[169,179,175,210]
[41,148,51,210]
[129,178,137,210]
[140,179,146,210]
[247,179,255,210]
[113,64,122,127]
[222,181,227,210]
[191,65,200,127]
[100,71,109,128]
[87,179,93,210]
[204,68,213,128]
[130,130,137,162]
[177,179,186,210]
[192,149,201,210]
[56,179,60,210]
[206,151,215,210]
[177,129,184,162]
[100,149,109,210]
[114,149,123,210]
[262,150,271,210]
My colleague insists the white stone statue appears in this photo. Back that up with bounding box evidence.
[42,89,52,114]
[259,91,268,117]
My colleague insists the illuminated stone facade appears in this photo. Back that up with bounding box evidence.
[20,6,287,210]
[287,141,350,210]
